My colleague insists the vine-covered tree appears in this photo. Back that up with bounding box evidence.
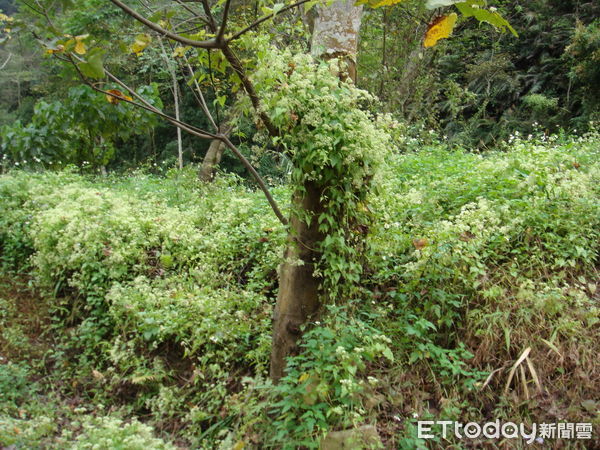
[17,0,516,380]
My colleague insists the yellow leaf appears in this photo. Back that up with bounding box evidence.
[74,41,86,55]
[374,0,406,6]
[46,45,65,55]
[232,442,245,450]
[424,13,458,48]
[131,33,151,55]
[74,37,87,55]
[172,46,187,58]
[106,89,133,105]
[298,372,310,383]
[355,0,405,6]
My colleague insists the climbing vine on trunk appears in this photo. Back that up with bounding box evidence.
[247,48,390,377]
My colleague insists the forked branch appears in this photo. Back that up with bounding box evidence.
[64,54,288,226]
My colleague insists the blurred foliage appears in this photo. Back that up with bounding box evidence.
[358,0,600,148]
[1,0,596,169]
[1,84,161,170]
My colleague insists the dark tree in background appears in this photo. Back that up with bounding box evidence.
[0,0,16,14]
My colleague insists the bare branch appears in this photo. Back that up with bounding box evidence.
[0,53,11,70]
[216,0,232,44]
[173,0,203,17]
[220,44,279,137]
[200,0,218,32]
[103,70,216,139]
[65,53,287,225]
[227,0,313,43]
[109,0,219,48]
[221,135,288,225]
[112,0,279,138]
[19,0,44,16]
[66,55,214,137]
[181,53,219,132]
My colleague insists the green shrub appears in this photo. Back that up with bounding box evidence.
[0,132,598,446]
[66,416,175,450]
[266,305,393,448]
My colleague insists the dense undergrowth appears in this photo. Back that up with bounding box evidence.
[1,133,599,448]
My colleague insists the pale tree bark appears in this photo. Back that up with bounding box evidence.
[199,122,232,182]
[173,76,183,170]
[310,0,363,82]
[270,0,363,381]
[159,39,184,169]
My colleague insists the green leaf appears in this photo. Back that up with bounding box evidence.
[159,254,174,268]
[78,49,105,79]
[455,1,518,37]
[272,3,285,15]
[304,0,320,13]
[215,95,227,107]
[382,347,394,361]
[426,0,462,8]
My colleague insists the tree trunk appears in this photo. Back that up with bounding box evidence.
[173,76,183,170]
[199,139,225,182]
[270,181,325,379]
[310,0,363,82]
[199,123,232,182]
[270,0,363,381]
[158,38,184,170]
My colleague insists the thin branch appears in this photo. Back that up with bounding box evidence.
[109,0,219,48]
[66,54,213,136]
[174,0,203,18]
[227,0,312,43]
[200,0,218,32]
[104,70,216,138]
[221,135,288,225]
[220,44,279,137]
[206,49,221,126]
[0,53,12,70]
[216,0,232,44]
[158,38,184,169]
[111,0,279,138]
[396,4,430,27]
[19,0,44,16]
[182,53,219,132]
[174,15,211,30]
[64,53,287,226]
